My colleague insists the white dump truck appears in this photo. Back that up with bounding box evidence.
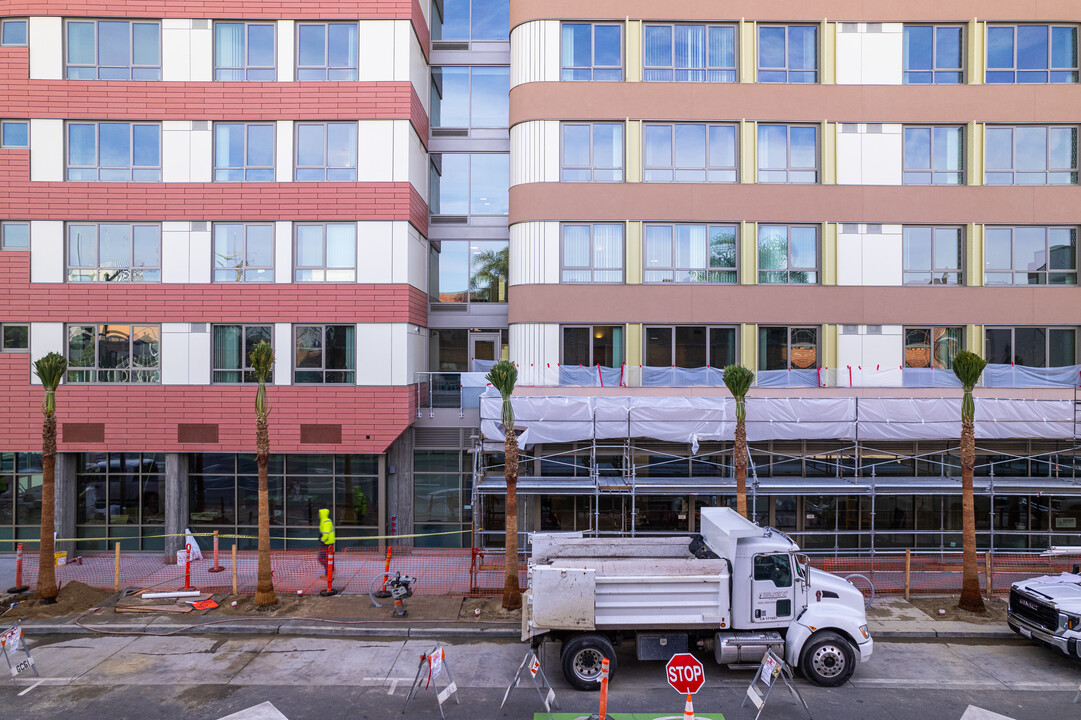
[523,507,873,690]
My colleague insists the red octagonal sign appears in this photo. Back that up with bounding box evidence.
[665,653,705,695]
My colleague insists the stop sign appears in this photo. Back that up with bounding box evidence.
[665,653,705,695]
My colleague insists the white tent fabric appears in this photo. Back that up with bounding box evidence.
[479,392,1075,446]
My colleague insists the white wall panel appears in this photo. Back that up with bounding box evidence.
[189,224,211,283]
[277,20,295,82]
[862,226,903,286]
[273,323,293,385]
[162,19,192,81]
[388,323,426,385]
[837,330,863,370]
[161,323,190,385]
[29,323,64,384]
[509,222,558,285]
[275,120,293,182]
[510,121,559,187]
[408,126,429,202]
[190,123,213,182]
[860,124,902,185]
[28,17,62,80]
[188,324,211,385]
[861,23,903,85]
[29,221,63,283]
[864,325,904,369]
[189,21,213,82]
[407,25,428,113]
[358,120,395,182]
[29,119,63,181]
[356,221,393,284]
[359,21,396,81]
[510,21,560,87]
[274,221,292,283]
[834,24,862,85]
[162,121,192,182]
[835,125,862,185]
[836,227,863,285]
[356,324,393,385]
[509,323,560,386]
[405,224,428,291]
[161,222,191,283]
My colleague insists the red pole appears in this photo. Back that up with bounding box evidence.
[184,542,192,591]
[380,515,397,593]
[325,544,334,594]
[209,530,225,572]
[7,542,28,593]
[597,657,610,720]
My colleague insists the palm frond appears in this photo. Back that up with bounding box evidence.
[33,352,68,416]
[249,341,274,418]
[486,360,518,431]
[723,364,755,422]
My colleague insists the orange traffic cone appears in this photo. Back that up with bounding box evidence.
[683,693,695,720]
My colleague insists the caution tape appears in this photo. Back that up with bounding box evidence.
[0,528,477,545]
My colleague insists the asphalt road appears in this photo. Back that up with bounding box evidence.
[1,634,1079,720]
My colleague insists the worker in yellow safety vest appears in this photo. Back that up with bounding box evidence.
[318,508,335,578]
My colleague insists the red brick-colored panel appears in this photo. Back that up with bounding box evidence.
[62,423,104,443]
[0,356,417,453]
[300,424,342,444]
[0,0,417,21]
[177,423,219,443]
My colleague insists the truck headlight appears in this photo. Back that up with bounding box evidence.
[1064,612,1081,631]
[859,625,869,639]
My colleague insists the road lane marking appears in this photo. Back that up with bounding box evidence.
[17,679,44,696]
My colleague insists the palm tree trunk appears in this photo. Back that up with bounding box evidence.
[735,421,748,519]
[35,414,58,601]
[502,431,522,610]
[253,415,275,606]
[958,417,985,612]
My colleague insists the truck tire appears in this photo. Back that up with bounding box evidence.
[799,631,855,687]
[560,634,617,691]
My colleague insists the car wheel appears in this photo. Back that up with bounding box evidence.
[560,634,617,691]
[799,631,855,687]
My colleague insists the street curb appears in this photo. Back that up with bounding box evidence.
[17,619,522,639]
[872,629,1019,640]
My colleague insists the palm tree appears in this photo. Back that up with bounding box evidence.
[33,352,67,603]
[250,341,276,607]
[487,360,521,610]
[953,350,987,613]
[723,365,755,519]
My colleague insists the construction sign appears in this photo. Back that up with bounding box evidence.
[1,621,38,680]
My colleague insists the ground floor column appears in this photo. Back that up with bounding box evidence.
[53,452,77,556]
[164,453,188,563]
[385,429,414,547]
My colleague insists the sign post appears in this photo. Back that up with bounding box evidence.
[1,621,38,681]
[740,649,812,720]
[500,646,559,719]
[666,653,705,719]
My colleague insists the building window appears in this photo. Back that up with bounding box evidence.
[561,123,624,182]
[429,153,509,215]
[67,223,161,282]
[65,19,161,80]
[1,121,28,148]
[562,326,624,367]
[432,240,508,303]
[214,122,274,182]
[295,223,357,282]
[414,450,470,548]
[758,124,817,183]
[295,122,357,181]
[294,325,355,384]
[643,123,737,183]
[212,325,273,383]
[984,226,1077,286]
[434,0,509,44]
[0,453,43,542]
[642,24,737,82]
[1,19,27,46]
[758,25,817,83]
[66,324,161,383]
[985,126,1077,185]
[904,327,962,369]
[645,326,736,368]
[66,122,161,182]
[987,25,1078,84]
[562,23,622,81]
[213,223,274,282]
[296,22,357,81]
[903,126,963,185]
[215,22,275,81]
[431,66,510,131]
[1,324,29,352]
[759,326,818,371]
[561,224,624,283]
[1,221,29,250]
[986,327,1077,367]
[903,25,963,83]
[758,225,819,284]
[75,453,164,551]
[902,226,963,285]
[644,224,737,283]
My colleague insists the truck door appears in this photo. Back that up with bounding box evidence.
[751,553,795,623]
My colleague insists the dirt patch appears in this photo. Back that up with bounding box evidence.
[1,581,114,620]
[907,595,1009,624]
[459,596,522,621]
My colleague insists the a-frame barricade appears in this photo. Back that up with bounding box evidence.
[402,644,460,718]
[1,620,38,681]
[500,646,560,719]
[740,649,813,720]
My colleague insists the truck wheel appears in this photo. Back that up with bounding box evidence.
[799,631,855,687]
[560,634,617,691]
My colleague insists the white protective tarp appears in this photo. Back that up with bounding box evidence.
[480,393,1075,446]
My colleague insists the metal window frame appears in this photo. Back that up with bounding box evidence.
[756,123,819,183]
[0,120,29,148]
[63,18,162,80]
[642,222,739,283]
[430,65,510,131]
[901,224,965,285]
[902,125,965,185]
[559,324,625,367]
[211,323,274,384]
[641,22,738,82]
[643,324,739,368]
[560,121,624,182]
[293,222,357,282]
[65,121,162,182]
[902,24,966,83]
[0,18,28,46]
[211,222,275,283]
[293,121,358,181]
[294,21,359,81]
[560,22,624,80]
[756,24,819,83]
[212,121,276,182]
[985,125,1078,185]
[74,452,165,551]
[986,23,1079,83]
[65,222,162,283]
[292,323,357,385]
[559,222,626,283]
[758,325,821,371]
[0,323,29,352]
[983,225,1078,286]
[757,223,821,284]
[984,325,1079,368]
[901,326,965,369]
[213,21,277,81]
[64,323,162,384]
[642,122,739,183]
[0,221,30,250]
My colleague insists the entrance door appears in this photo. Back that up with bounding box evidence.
[750,553,796,624]
[469,332,501,371]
